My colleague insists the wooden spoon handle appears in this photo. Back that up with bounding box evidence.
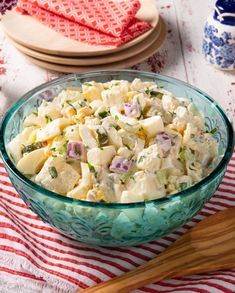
[80,208,235,293]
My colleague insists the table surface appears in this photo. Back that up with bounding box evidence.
[0,0,234,122]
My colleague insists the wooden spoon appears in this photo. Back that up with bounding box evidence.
[81,207,235,293]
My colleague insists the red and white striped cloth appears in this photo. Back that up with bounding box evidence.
[17,0,152,47]
[0,152,235,293]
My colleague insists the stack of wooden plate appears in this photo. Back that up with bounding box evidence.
[1,0,166,73]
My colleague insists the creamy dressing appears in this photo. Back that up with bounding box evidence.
[8,79,218,203]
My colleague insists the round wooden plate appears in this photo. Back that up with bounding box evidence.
[7,18,162,66]
[25,19,167,73]
[1,0,159,57]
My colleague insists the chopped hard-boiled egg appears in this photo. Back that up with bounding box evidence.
[9,79,218,203]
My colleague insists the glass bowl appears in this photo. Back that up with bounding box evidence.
[0,70,234,247]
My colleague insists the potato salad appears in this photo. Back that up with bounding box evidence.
[8,79,218,203]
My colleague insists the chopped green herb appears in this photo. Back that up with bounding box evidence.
[32,111,38,116]
[98,111,109,119]
[78,100,87,107]
[179,182,188,191]
[96,128,108,147]
[66,100,77,112]
[88,162,98,178]
[50,147,56,151]
[49,166,58,179]
[73,144,81,155]
[103,86,109,90]
[83,82,93,87]
[63,140,68,149]
[114,115,119,121]
[156,169,167,185]
[145,89,163,98]
[168,111,175,117]
[123,143,131,150]
[45,115,52,123]
[22,142,45,155]
[179,147,194,162]
[138,155,146,163]
[129,175,136,182]
[119,172,134,184]
[88,162,96,173]
[206,128,217,135]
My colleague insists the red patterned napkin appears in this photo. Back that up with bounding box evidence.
[0,153,235,292]
[17,0,152,46]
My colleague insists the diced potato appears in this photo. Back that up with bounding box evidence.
[133,138,145,156]
[80,162,92,185]
[125,91,138,102]
[140,116,164,138]
[90,100,103,110]
[130,78,145,91]
[85,117,101,128]
[7,134,26,163]
[38,100,62,120]
[101,89,124,108]
[82,82,102,101]
[23,114,46,128]
[67,162,92,199]
[79,125,98,149]
[175,106,188,119]
[102,120,122,148]
[117,147,132,158]
[67,184,89,199]
[36,118,72,142]
[183,123,198,144]
[121,191,144,203]
[54,89,83,107]
[126,171,165,199]
[8,125,40,163]
[21,126,37,140]
[87,146,116,166]
[162,94,179,112]
[17,147,48,175]
[161,157,174,169]
[136,145,161,172]
[35,157,80,195]
[63,125,81,141]
[133,93,147,110]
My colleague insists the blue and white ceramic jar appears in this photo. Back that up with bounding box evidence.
[202,0,235,70]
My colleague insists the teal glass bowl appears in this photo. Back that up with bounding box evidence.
[0,70,234,247]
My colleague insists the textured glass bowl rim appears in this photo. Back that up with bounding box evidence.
[0,70,234,209]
